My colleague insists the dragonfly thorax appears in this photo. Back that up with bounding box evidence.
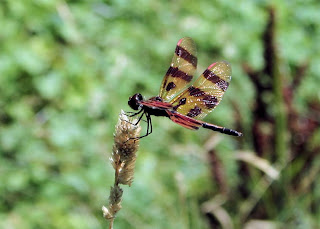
[128,93,143,110]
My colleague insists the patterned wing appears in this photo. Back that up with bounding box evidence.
[166,110,203,130]
[159,37,197,102]
[170,61,232,120]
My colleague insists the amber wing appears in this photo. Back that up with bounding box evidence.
[159,37,198,102]
[169,61,232,120]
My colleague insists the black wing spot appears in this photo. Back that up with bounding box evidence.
[175,45,197,67]
[187,106,202,118]
[173,98,187,110]
[203,95,218,109]
[188,86,205,97]
[166,82,176,91]
[203,69,229,91]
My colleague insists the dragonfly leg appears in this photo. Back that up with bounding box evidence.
[133,111,145,125]
[121,109,147,126]
[125,109,144,117]
[127,112,153,142]
[135,112,153,139]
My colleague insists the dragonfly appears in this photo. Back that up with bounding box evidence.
[128,37,242,138]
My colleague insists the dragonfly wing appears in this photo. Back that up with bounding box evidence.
[159,37,197,101]
[170,61,232,120]
[166,110,203,130]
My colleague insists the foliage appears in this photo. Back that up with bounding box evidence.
[0,0,319,228]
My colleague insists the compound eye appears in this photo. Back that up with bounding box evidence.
[137,93,143,101]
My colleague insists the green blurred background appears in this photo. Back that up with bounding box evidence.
[1,0,320,228]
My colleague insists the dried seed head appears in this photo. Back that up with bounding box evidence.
[111,110,141,186]
[102,185,123,219]
[103,110,142,223]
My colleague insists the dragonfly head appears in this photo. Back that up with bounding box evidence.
[128,93,143,110]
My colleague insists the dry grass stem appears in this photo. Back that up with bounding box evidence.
[102,110,141,228]
[234,151,280,180]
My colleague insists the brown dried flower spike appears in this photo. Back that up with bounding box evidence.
[102,110,141,228]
